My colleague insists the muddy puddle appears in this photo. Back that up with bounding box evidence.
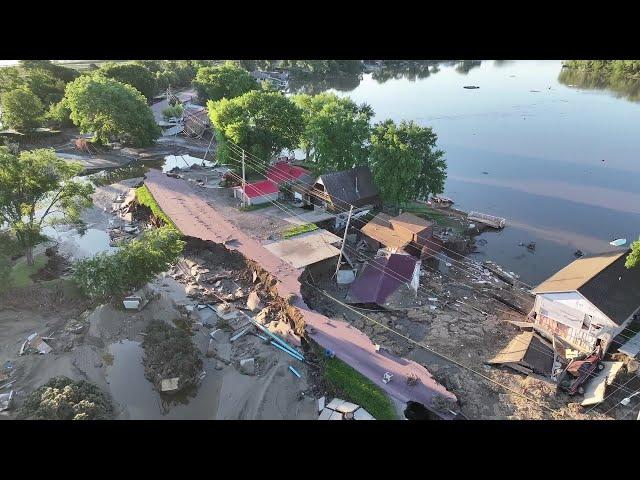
[42,225,115,261]
[105,339,221,420]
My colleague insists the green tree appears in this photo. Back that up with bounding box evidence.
[0,67,26,97]
[0,147,94,265]
[194,62,258,102]
[98,62,157,100]
[19,60,80,84]
[1,87,45,131]
[207,90,304,169]
[73,226,184,300]
[369,120,446,205]
[626,238,640,269]
[64,75,161,147]
[292,92,373,172]
[45,99,73,128]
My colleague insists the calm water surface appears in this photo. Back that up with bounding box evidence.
[324,61,640,284]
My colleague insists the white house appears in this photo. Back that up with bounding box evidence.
[531,249,640,354]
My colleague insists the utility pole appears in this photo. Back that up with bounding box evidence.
[334,205,354,278]
[241,149,247,207]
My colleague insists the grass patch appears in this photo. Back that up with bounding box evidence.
[8,253,48,289]
[135,184,178,230]
[324,357,397,420]
[403,203,464,232]
[239,203,272,212]
[282,223,318,239]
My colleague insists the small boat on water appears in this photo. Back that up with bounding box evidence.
[463,85,480,89]
[610,238,627,247]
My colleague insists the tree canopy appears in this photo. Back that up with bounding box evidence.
[73,226,184,300]
[98,62,157,100]
[563,60,640,78]
[292,92,373,172]
[194,62,258,102]
[0,147,94,265]
[369,120,446,205]
[626,239,640,269]
[64,75,161,147]
[0,87,45,131]
[207,90,304,168]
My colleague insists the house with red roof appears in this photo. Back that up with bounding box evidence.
[233,161,311,206]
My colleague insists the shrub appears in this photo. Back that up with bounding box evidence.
[18,376,113,420]
[161,104,184,121]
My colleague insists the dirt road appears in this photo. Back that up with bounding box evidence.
[144,169,458,417]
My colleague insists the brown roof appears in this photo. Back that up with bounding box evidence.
[533,249,640,325]
[389,212,432,235]
[532,250,626,294]
[360,213,412,250]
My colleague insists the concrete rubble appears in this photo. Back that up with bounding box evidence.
[318,397,375,420]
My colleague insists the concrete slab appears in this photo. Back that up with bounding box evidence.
[326,398,345,410]
[581,361,625,407]
[318,408,332,420]
[329,410,344,420]
[353,407,376,420]
[336,401,360,414]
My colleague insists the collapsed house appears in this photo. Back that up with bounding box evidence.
[264,229,342,269]
[530,249,640,355]
[347,253,421,308]
[360,212,442,259]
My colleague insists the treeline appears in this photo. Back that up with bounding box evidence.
[0,60,221,146]
[563,60,640,78]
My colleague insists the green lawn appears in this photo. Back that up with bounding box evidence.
[282,223,318,239]
[135,185,178,230]
[8,253,48,289]
[403,203,465,232]
[324,357,397,420]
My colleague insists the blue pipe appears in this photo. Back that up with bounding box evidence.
[289,366,302,378]
[270,341,304,361]
[251,320,304,359]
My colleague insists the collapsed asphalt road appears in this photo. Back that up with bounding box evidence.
[144,168,458,418]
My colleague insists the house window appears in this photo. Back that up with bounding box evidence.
[582,314,593,331]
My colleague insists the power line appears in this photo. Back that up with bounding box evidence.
[216,161,639,395]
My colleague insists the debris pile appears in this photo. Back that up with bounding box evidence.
[141,320,203,394]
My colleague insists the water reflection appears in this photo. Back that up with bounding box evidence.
[455,60,482,75]
[558,67,640,102]
[288,73,363,95]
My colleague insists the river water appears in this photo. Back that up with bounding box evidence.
[318,60,640,285]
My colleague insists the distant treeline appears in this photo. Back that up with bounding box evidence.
[563,60,640,79]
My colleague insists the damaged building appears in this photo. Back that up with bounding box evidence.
[360,211,442,259]
[530,249,640,354]
[347,253,421,309]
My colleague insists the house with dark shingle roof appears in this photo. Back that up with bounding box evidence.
[530,249,640,353]
[304,166,381,213]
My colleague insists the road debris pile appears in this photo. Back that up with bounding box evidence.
[141,320,203,394]
[17,376,113,420]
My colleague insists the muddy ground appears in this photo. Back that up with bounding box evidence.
[0,180,320,420]
[299,248,627,420]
